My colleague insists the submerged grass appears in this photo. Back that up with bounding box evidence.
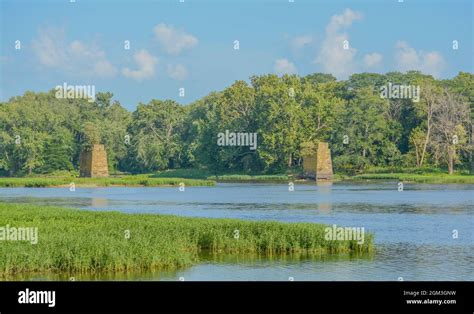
[0,203,373,276]
[0,175,215,188]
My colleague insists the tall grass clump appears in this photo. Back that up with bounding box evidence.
[0,203,373,276]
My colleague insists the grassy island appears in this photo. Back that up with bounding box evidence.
[0,203,373,276]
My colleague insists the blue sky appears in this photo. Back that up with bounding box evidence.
[0,0,472,110]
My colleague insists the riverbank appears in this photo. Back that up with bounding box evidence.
[3,168,471,187]
[0,203,373,276]
[153,168,474,184]
[349,173,474,184]
[153,169,289,182]
[0,175,215,188]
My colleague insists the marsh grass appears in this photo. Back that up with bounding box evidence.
[152,169,212,179]
[0,175,214,188]
[212,174,289,182]
[0,203,373,276]
[152,169,289,182]
[352,173,474,184]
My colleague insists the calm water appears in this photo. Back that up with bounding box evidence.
[1,182,473,281]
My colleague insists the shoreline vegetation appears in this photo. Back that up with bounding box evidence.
[0,174,215,188]
[0,203,373,276]
[0,166,473,187]
[343,166,474,184]
[146,167,474,184]
[349,173,474,184]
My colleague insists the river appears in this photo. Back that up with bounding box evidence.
[1,182,473,281]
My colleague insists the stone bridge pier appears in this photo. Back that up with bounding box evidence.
[302,142,333,181]
[79,144,109,178]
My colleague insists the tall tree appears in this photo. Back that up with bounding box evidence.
[432,90,470,174]
[412,80,442,167]
[127,100,185,172]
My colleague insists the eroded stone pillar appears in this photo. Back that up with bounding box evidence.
[79,144,109,178]
[316,142,333,181]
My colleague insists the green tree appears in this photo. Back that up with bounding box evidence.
[127,100,185,172]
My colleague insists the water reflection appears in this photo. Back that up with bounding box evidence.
[316,181,333,188]
[317,203,332,213]
[91,198,108,207]
[2,251,375,281]
[5,244,471,281]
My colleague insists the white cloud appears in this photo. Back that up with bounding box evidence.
[93,60,118,78]
[363,52,382,67]
[167,64,188,80]
[122,50,158,81]
[32,28,68,67]
[291,35,313,50]
[69,40,104,59]
[395,41,446,77]
[326,8,362,34]
[153,23,198,54]
[314,8,362,79]
[31,27,117,78]
[274,58,297,75]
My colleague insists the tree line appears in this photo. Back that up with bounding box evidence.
[0,71,472,176]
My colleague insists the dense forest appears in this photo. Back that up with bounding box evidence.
[0,71,472,177]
